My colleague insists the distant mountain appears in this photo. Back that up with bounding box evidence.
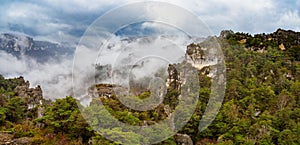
[0,33,74,62]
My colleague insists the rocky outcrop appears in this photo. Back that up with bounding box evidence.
[185,42,219,71]
[220,30,234,38]
[0,132,13,145]
[14,80,44,109]
[175,133,193,145]
[166,64,181,92]
[11,137,32,145]
[0,132,32,145]
[92,84,115,98]
[0,131,33,145]
[15,85,43,108]
[186,43,205,65]
[5,76,48,119]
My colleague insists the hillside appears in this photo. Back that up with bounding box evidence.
[0,29,299,144]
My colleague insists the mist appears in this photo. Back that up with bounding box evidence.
[0,33,195,101]
[0,50,74,99]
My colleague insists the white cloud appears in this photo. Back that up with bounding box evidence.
[6,3,49,20]
[277,10,300,31]
[0,51,28,75]
[1,0,299,42]
[0,1,86,43]
[193,0,277,33]
[5,2,51,28]
[0,50,74,99]
[43,0,119,13]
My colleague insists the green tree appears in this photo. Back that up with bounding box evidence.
[0,107,7,125]
[6,97,26,123]
[36,96,92,141]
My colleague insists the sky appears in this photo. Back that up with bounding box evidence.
[0,0,299,44]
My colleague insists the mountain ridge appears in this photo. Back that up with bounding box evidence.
[0,33,74,63]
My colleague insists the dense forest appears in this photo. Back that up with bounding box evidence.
[0,29,299,144]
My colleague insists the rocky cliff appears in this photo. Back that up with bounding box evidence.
[0,76,49,119]
[0,75,51,144]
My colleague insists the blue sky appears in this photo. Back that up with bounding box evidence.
[0,0,299,44]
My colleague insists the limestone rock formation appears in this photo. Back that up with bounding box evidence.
[186,43,205,65]
[5,76,49,119]
[166,64,181,92]
[219,30,234,38]
[0,132,32,145]
[175,133,193,145]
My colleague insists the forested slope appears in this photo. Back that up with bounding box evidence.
[0,29,299,144]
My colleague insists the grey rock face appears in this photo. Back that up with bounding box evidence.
[0,33,73,63]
